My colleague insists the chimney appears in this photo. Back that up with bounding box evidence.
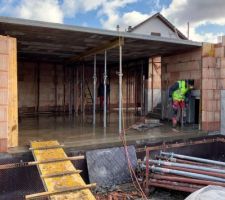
[128,26,132,32]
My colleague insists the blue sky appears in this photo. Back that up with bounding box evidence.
[0,0,225,42]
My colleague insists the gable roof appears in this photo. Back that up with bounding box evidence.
[129,12,187,40]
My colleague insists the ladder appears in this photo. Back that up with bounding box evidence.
[26,140,96,200]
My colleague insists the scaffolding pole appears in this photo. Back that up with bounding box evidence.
[93,55,97,125]
[142,61,145,115]
[81,63,84,114]
[104,50,107,128]
[119,42,123,133]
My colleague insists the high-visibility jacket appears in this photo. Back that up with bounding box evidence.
[172,80,189,101]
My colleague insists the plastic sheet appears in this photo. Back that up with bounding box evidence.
[185,185,225,200]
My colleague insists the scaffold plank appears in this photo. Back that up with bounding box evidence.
[27,140,96,200]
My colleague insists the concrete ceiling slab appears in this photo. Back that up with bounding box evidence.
[0,16,202,64]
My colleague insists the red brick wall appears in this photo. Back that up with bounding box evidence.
[18,61,142,114]
[162,49,202,90]
[201,41,225,131]
[201,44,220,131]
[161,48,202,120]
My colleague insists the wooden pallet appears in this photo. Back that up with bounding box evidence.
[26,140,96,200]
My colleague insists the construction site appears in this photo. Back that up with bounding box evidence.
[0,11,225,200]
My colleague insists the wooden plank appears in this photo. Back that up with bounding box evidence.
[0,155,85,169]
[8,36,18,147]
[25,183,96,199]
[29,144,64,150]
[0,35,18,149]
[40,170,82,178]
[30,140,96,200]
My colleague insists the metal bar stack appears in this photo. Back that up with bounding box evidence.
[142,151,225,193]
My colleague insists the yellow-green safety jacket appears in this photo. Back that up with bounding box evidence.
[172,80,189,101]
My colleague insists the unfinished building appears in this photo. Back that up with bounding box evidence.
[0,15,223,155]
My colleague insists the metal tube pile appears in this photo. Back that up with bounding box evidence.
[142,151,225,193]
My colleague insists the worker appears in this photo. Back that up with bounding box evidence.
[98,81,110,110]
[169,80,194,127]
[98,82,104,110]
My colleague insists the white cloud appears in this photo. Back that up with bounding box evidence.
[0,0,224,43]
[18,0,63,23]
[61,0,105,17]
[98,0,139,30]
[0,0,63,23]
[162,0,225,27]
[0,0,142,30]
[161,0,225,42]
[122,11,149,28]
[61,0,141,30]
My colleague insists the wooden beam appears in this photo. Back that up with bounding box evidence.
[0,155,85,170]
[29,144,64,150]
[40,170,82,178]
[25,183,97,199]
[69,38,124,62]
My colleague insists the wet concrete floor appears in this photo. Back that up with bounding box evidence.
[13,112,208,153]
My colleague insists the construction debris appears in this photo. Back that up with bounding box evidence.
[94,183,141,200]
[141,150,225,194]
[131,119,162,132]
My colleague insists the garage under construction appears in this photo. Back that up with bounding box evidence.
[0,16,206,152]
[1,15,225,199]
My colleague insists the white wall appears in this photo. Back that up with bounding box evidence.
[131,17,181,39]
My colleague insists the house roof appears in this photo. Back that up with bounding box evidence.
[129,12,187,40]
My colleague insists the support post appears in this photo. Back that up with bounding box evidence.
[76,66,79,115]
[119,42,123,133]
[93,55,97,125]
[142,74,145,115]
[72,66,75,113]
[35,62,40,114]
[151,58,154,112]
[63,65,66,113]
[104,50,107,128]
[69,67,72,115]
[54,64,57,113]
[141,61,145,115]
[81,64,84,113]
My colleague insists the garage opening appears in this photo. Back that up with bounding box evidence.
[0,17,205,151]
